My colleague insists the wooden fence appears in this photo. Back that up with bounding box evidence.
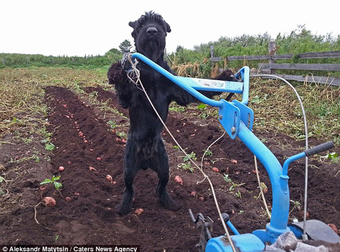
[210,43,340,86]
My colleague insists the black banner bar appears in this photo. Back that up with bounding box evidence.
[0,246,140,252]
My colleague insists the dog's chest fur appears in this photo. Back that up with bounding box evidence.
[127,66,171,141]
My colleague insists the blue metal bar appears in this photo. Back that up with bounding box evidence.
[237,122,290,240]
[176,76,244,93]
[282,152,306,176]
[132,53,250,108]
[283,142,334,176]
[226,221,240,235]
[132,53,223,107]
[236,67,250,105]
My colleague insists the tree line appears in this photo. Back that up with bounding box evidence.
[1,26,339,70]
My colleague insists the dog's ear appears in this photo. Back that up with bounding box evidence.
[129,21,136,29]
[129,21,137,39]
[165,21,171,33]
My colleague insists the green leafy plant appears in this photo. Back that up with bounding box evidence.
[0,176,6,183]
[45,143,55,151]
[223,174,232,183]
[178,152,197,173]
[235,190,242,198]
[107,120,117,129]
[116,131,127,138]
[183,151,196,162]
[203,149,213,157]
[223,174,245,194]
[169,103,186,113]
[289,200,301,215]
[40,175,63,190]
[178,162,194,173]
[197,103,207,110]
[229,182,245,192]
[321,152,339,163]
[197,103,209,119]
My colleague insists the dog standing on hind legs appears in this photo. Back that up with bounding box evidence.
[107,11,235,215]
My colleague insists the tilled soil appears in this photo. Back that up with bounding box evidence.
[1,85,339,251]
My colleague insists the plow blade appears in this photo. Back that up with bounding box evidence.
[290,219,340,244]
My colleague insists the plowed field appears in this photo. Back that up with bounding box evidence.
[1,69,339,251]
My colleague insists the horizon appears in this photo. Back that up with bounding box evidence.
[2,27,339,58]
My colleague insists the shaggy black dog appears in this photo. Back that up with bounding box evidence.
[107,11,235,215]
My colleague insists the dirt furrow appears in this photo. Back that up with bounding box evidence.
[81,86,340,243]
[2,84,338,250]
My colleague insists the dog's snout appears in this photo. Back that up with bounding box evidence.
[146,27,158,36]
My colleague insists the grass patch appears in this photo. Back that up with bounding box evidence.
[248,78,340,145]
[1,66,338,148]
[0,67,107,139]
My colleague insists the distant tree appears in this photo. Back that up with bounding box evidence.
[107,48,121,54]
[176,45,184,53]
[105,48,122,63]
[119,40,132,52]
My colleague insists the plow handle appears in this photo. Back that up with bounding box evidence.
[305,141,334,156]
[283,141,335,177]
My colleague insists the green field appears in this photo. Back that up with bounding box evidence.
[1,25,339,147]
[0,66,339,148]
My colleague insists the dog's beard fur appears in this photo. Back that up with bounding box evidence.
[136,31,166,62]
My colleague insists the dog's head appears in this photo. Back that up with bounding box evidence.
[129,11,171,63]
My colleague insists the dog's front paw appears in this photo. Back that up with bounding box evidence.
[107,62,125,85]
[121,55,132,71]
[216,69,236,81]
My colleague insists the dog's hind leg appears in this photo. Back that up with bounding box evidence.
[152,140,179,211]
[116,140,139,215]
[116,168,137,215]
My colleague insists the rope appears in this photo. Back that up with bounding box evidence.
[125,54,237,252]
[251,74,309,239]
[197,131,226,184]
[254,155,271,219]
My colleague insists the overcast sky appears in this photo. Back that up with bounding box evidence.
[1,0,339,56]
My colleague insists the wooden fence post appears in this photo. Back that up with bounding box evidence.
[210,45,214,59]
[210,45,220,75]
[210,45,215,68]
[269,41,277,74]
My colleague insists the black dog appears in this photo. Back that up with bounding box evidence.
[108,11,235,215]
